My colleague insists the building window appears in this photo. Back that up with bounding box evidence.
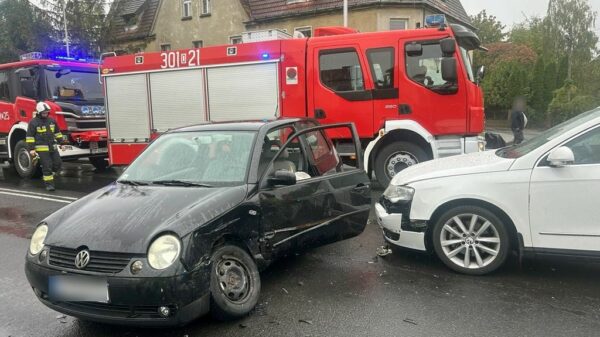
[161,44,171,51]
[287,0,310,4]
[294,26,312,38]
[230,35,242,45]
[390,18,408,30]
[193,40,203,48]
[182,0,192,18]
[201,0,211,15]
[319,49,365,92]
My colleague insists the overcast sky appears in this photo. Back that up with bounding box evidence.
[461,0,600,34]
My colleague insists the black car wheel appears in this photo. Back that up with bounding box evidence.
[89,156,109,171]
[210,245,261,320]
[432,205,510,275]
[14,140,41,178]
[374,141,429,188]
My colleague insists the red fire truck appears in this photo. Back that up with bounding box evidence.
[0,53,108,178]
[102,23,485,186]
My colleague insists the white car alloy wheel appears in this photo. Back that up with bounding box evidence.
[433,205,510,275]
[440,214,501,269]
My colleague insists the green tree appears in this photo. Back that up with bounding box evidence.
[40,0,109,58]
[470,10,506,44]
[547,0,598,83]
[548,81,599,123]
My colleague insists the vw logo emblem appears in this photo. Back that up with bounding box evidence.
[74,250,90,269]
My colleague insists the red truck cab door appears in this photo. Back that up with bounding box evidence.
[308,44,374,139]
[395,37,468,136]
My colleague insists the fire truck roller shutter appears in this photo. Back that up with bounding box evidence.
[207,62,279,122]
[105,74,151,142]
[150,69,207,132]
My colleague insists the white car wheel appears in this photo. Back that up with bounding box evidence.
[433,206,510,275]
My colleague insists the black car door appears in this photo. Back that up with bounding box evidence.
[258,123,371,258]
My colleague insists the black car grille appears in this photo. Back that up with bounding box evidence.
[48,247,132,274]
[60,302,178,319]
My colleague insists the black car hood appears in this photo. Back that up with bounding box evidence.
[43,183,247,253]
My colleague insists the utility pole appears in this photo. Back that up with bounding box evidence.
[63,1,70,57]
[343,0,348,27]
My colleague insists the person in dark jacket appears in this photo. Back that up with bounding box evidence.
[510,97,527,145]
[26,102,67,191]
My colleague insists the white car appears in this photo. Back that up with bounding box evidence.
[376,108,600,275]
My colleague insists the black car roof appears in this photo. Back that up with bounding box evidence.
[173,118,311,133]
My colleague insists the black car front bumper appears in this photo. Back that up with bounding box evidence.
[25,261,210,326]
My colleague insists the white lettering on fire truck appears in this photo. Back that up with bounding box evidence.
[0,112,9,121]
[160,49,201,69]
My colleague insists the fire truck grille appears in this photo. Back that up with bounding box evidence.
[65,117,106,131]
[48,246,133,274]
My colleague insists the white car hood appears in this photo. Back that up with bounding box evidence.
[391,150,515,185]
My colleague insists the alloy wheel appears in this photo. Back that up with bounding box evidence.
[439,213,501,269]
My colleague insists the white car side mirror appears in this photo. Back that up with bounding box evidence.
[547,146,575,167]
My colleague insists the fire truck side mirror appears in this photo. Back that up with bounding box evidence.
[405,43,423,57]
[440,38,456,55]
[441,58,457,83]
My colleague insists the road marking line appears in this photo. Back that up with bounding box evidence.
[0,191,72,204]
[0,188,78,201]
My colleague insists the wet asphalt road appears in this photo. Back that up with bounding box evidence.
[1,161,599,337]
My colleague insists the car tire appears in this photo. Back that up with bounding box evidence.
[13,140,41,179]
[374,141,429,188]
[432,205,510,275]
[209,244,261,321]
[89,156,109,171]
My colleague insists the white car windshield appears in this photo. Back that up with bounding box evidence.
[496,107,600,159]
[118,131,256,186]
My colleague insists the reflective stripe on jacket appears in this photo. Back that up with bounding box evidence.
[26,116,63,151]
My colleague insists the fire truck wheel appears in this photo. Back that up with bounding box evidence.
[375,141,429,188]
[89,157,109,171]
[13,140,42,179]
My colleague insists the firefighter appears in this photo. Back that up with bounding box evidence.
[510,96,527,145]
[26,102,67,191]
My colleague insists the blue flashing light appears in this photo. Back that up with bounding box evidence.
[261,53,270,60]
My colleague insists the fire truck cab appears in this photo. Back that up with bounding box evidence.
[0,53,108,178]
[102,23,485,187]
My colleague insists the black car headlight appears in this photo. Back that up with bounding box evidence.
[383,185,415,203]
[29,224,48,255]
[148,234,181,270]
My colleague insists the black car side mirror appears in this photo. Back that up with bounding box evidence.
[268,170,296,186]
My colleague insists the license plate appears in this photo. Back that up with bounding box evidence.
[49,275,109,303]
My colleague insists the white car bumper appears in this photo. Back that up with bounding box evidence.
[58,143,108,159]
[374,202,426,251]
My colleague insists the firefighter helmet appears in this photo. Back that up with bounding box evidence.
[35,102,51,114]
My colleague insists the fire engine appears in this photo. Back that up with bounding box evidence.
[0,53,108,178]
[102,22,486,187]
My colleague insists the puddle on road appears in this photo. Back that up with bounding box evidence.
[0,207,31,238]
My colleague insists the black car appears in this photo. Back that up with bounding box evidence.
[25,119,371,326]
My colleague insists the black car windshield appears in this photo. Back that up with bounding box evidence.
[496,108,600,159]
[44,67,103,101]
[119,131,256,186]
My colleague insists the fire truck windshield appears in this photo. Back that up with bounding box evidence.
[44,67,103,102]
